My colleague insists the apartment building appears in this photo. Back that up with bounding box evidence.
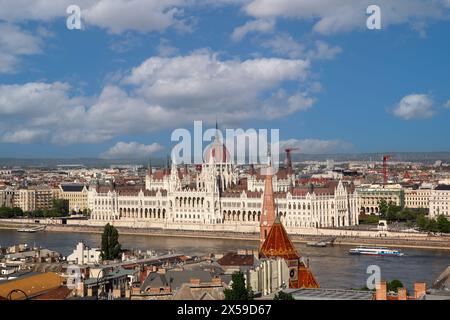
[54,184,88,213]
[13,186,53,212]
[404,184,434,209]
[429,185,450,218]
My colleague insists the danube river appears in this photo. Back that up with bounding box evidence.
[1,229,449,291]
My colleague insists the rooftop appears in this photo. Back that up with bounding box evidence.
[60,184,86,192]
[284,288,374,300]
[217,252,255,267]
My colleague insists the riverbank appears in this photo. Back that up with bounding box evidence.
[1,221,450,251]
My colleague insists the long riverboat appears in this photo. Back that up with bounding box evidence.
[349,246,404,257]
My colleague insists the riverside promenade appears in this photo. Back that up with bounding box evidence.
[1,219,450,251]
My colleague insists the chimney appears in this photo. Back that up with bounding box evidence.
[375,281,387,300]
[139,269,147,283]
[414,282,427,300]
[397,288,407,300]
[157,268,166,274]
[212,277,222,286]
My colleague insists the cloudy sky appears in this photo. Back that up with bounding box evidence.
[0,0,449,159]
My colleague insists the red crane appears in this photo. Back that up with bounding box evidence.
[383,155,391,185]
[285,148,299,175]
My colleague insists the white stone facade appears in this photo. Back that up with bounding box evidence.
[67,242,101,265]
[429,185,450,218]
[88,158,359,232]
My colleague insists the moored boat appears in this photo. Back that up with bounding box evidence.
[17,225,46,233]
[17,227,37,233]
[307,241,327,247]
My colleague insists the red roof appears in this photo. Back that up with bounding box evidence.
[260,217,300,260]
[217,252,255,267]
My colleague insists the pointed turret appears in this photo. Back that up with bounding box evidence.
[147,159,152,176]
[258,158,320,289]
[259,161,277,248]
[165,155,170,174]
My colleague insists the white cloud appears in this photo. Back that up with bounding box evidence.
[83,0,187,34]
[393,94,434,120]
[156,38,179,57]
[261,89,314,119]
[100,141,164,159]
[0,0,188,34]
[309,40,342,60]
[445,100,450,108]
[0,23,42,73]
[1,0,448,36]
[279,138,353,154]
[0,0,80,22]
[231,18,275,41]
[261,34,304,58]
[262,35,341,60]
[244,0,450,35]
[123,51,312,120]
[1,129,48,144]
[0,52,315,145]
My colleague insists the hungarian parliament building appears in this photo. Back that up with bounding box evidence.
[87,136,360,233]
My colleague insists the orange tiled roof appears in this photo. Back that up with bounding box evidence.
[0,272,62,300]
[260,217,300,260]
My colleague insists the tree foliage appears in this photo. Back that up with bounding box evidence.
[359,214,380,225]
[100,223,122,261]
[378,200,388,216]
[224,271,254,300]
[0,207,23,218]
[387,279,404,293]
[416,214,450,233]
[274,291,294,300]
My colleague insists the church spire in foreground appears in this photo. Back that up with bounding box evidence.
[258,157,320,289]
[259,162,276,248]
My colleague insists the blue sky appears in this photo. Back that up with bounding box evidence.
[0,0,449,159]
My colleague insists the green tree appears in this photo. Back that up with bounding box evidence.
[378,200,388,217]
[436,215,450,233]
[387,280,404,293]
[224,271,254,300]
[426,219,438,233]
[274,291,294,300]
[100,223,122,261]
[0,207,13,218]
[359,214,380,225]
[11,207,23,217]
[417,214,427,229]
[51,199,68,217]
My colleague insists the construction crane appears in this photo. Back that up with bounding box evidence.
[285,148,299,175]
[383,155,391,186]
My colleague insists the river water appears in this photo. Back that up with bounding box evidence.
[1,229,449,291]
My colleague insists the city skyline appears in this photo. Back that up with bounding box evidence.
[0,1,450,159]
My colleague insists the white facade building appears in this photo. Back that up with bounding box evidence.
[429,185,450,218]
[67,242,101,265]
[87,134,360,232]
